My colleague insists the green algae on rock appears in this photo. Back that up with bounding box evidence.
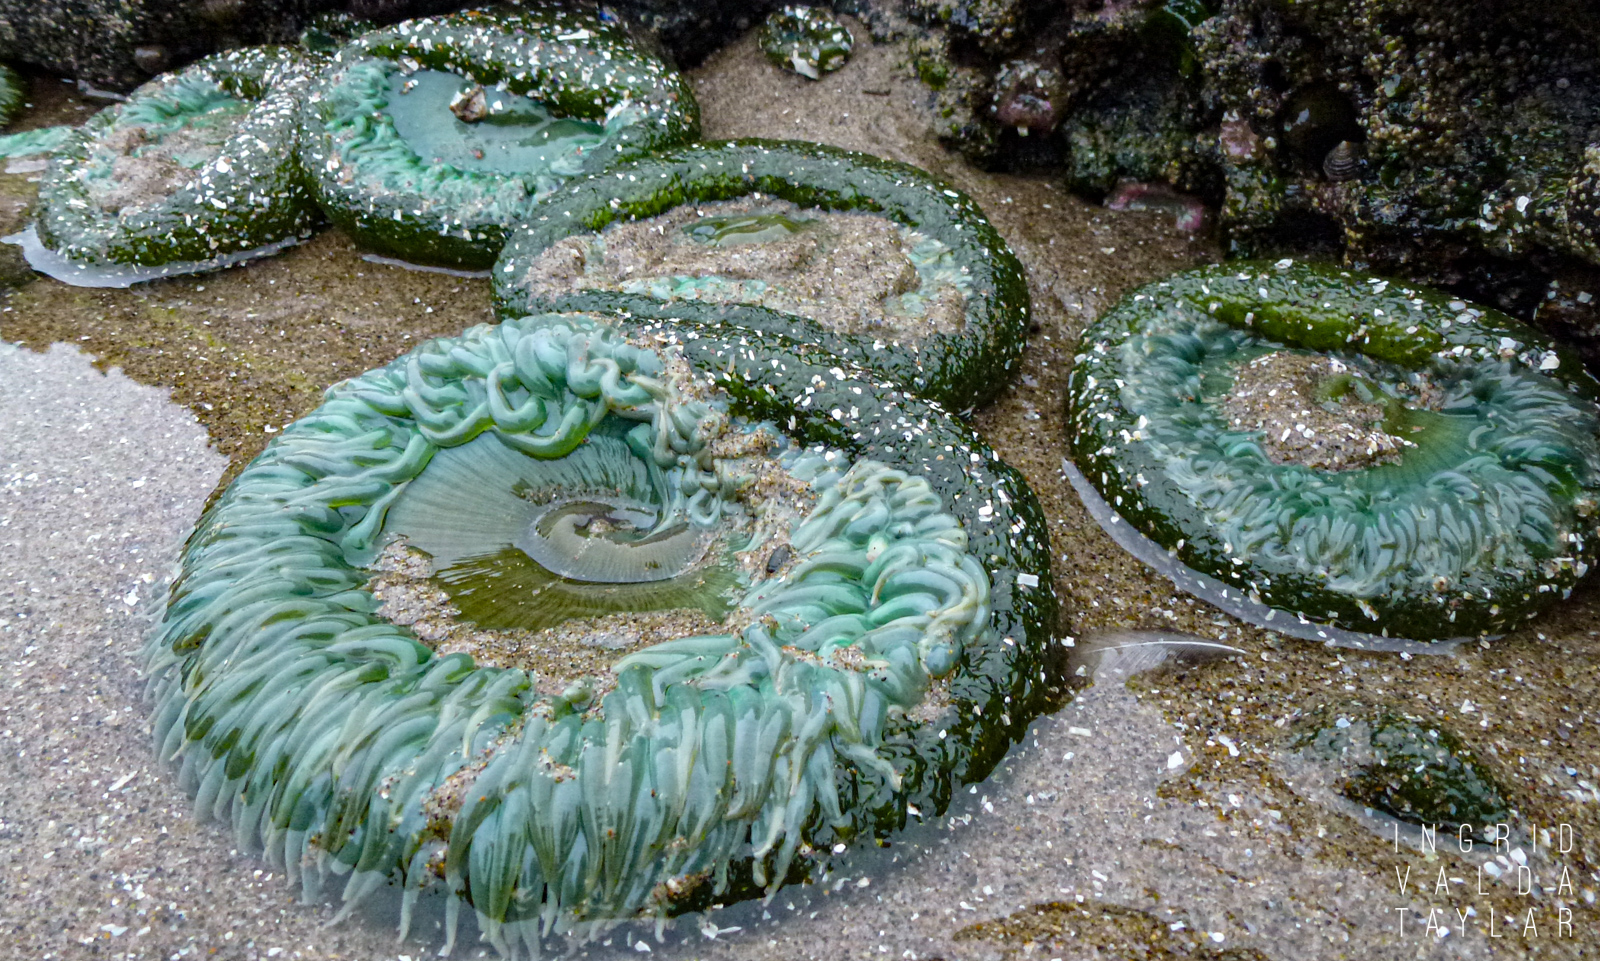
[0,63,22,128]
[31,46,321,275]
[493,139,1031,412]
[146,313,1055,950]
[1066,260,1600,641]
[759,6,853,80]
[1292,707,1510,836]
[298,5,699,270]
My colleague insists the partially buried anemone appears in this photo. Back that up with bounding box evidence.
[146,313,1054,952]
[1066,260,1600,641]
[298,5,699,269]
[30,46,322,277]
[494,139,1031,412]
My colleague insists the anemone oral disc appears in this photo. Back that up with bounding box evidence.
[382,69,611,177]
[382,430,745,630]
[492,139,1031,411]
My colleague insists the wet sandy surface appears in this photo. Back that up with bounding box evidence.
[1,17,1596,961]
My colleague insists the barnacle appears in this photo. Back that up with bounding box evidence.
[494,139,1032,411]
[298,5,699,269]
[147,313,1054,951]
[30,46,321,279]
[1066,260,1600,641]
[758,6,854,80]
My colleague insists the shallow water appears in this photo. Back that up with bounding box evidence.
[0,21,1596,960]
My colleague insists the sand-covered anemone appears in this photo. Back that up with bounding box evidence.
[146,313,1054,951]
[298,5,699,270]
[28,47,321,279]
[493,139,1031,412]
[1066,260,1600,641]
[759,6,853,80]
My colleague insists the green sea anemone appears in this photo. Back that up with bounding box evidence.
[147,313,1053,952]
[31,46,321,277]
[759,6,854,80]
[1066,260,1600,641]
[298,5,699,269]
[493,139,1032,412]
[0,63,23,128]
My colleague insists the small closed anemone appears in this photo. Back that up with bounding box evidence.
[146,313,1053,954]
[298,4,699,269]
[759,6,854,80]
[29,47,322,282]
[1067,260,1600,641]
[494,139,1031,412]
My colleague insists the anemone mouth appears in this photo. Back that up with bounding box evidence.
[33,46,320,272]
[298,6,700,268]
[1068,260,1600,640]
[381,68,612,179]
[379,426,758,658]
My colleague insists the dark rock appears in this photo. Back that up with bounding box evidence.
[0,1,793,90]
[0,0,318,89]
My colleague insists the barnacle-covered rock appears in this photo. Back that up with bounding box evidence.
[1195,0,1600,293]
[146,314,1054,949]
[759,6,853,80]
[494,139,1031,412]
[1066,261,1600,641]
[298,5,700,269]
[30,46,320,278]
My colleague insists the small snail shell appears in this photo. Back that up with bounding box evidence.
[1323,140,1363,182]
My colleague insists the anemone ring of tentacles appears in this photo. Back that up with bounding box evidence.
[147,313,1053,953]
[1067,260,1600,641]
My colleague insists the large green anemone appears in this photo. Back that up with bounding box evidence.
[493,139,1031,412]
[31,47,321,278]
[298,5,699,269]
[1067,260,1600,641]
[147,314,1054,951]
